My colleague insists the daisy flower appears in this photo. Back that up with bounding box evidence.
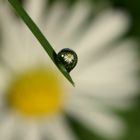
[0,0,139,140]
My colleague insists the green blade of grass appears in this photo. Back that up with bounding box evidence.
[8,0,75,86]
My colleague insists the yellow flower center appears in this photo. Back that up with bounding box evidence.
[6,67,63,118]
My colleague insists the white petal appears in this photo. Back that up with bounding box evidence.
[39,121,51,140]
[0,113,18,140]
[1,49,28,73]
[99,98,136,110]
[67,92,134,115]
[73,39,138,99]
[56,1,92,50]
[18,120,41,140]
[24,0,46,25]
[1,22,50,73]
[1,1,51,72]
[75,9,130,69]
[0,3,24,53]
[43,116,77,140]
[0,66,11,93]
[17,25,51,69]
[43,1,68,44]
[67,101,125,139]
[0,5,32,71]
[0,66,12,109]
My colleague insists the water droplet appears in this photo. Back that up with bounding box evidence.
[57,48,78,72]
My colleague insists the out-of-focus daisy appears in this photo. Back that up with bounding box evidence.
[0,0,139,140]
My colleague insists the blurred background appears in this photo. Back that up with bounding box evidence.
[0,0,140,140]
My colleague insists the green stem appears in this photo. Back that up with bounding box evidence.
[8,0,75,86]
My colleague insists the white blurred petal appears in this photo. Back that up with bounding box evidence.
[73,39,138,99]
[0,3,24,54]
[19,120,41,140]
[56,1,92,50]
[44,1,68,42]
[0,5,34,71]
[44,116,77,140]
[67,92,134,115]
[18,25,52,69]
[0,113,18,140]
[67,100,125,139]
[25,0,46,25]
[75,9,130,69]
[1,23,50,72]
[99,98,136,110]
[0,67,12,109]
[0,66,11,93]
